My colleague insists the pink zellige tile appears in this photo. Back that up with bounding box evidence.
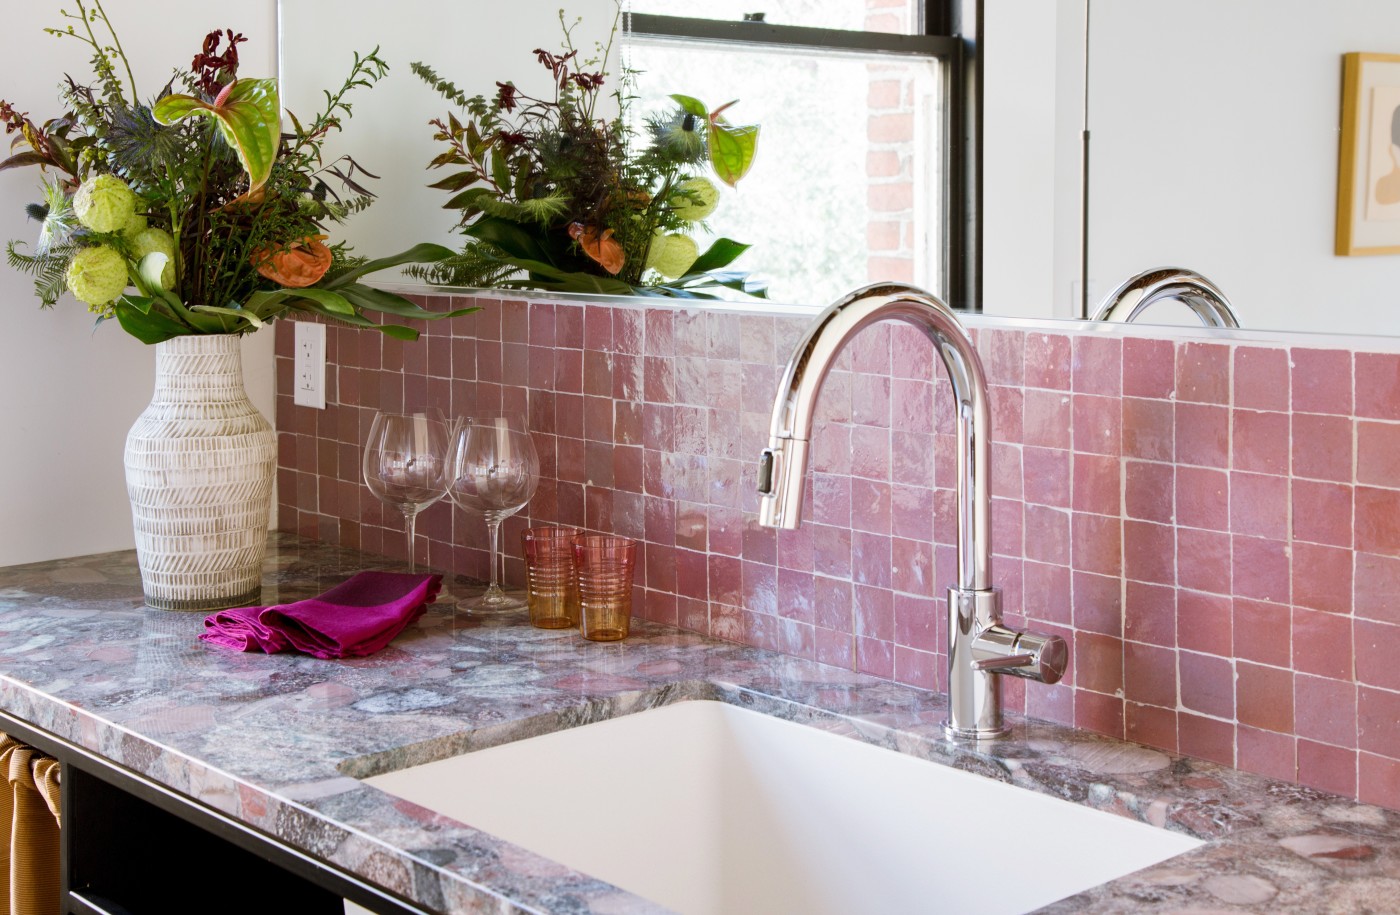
[1126,702,1178,754]
[1175,403,1229,468]
[1176,465,1229,532]
[1076,452,1124,517]
[1356,486,1400,557]
[1123,641,1177,708]
[1232,410,1290,475]
[1243,663,1293,733]
[1356,552,1400,626]
[1293,609,1353,681]
[1074,631,1123,695]
[1022,389,1072,449]
[1072,394,1122,456]
[1123,397,1175,462]
[1238,727,1297,782]
[1231,536,1290,604]
[1229,472,1288,540]
[1295,674,1358,749]
[1359,753,1400,809]
[1074,690,1125,741]
[1123,337,1176,400]
[1355,352,1400,420]
[1291,413,1353,483]
[1356,420,1400,487]
[1176,527,1231,595]
[1292,347,1352,415]
[1292,479,1353,548]
[1072,334,1122,396]
[1176,342,1230,405]
[1298,741,1356,797]
[1291,542,1353,615]
[1358,686,1400,760]
[1177,590,1233,657]
[1025,333,1072,390]
[1355,618,1400,693]
[1179,650,1235,719]
[1232,598,1291,668]
[1178,713,1235,767]
[1124,580,1176,647]
[1234,346,1289,412]
[1124,459,1172,523]
[1124,520,1174,585]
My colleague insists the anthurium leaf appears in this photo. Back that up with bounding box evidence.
[334,282,479,320]
[686,237,751,274]
[242,288,292,319]
[466,216,557,266]
[191,304,264,328]
[670,94,708,118]
[320,242,455,288]
[114,296,188,344]
[153,78,281,193]
[288,301,420,340]
[280,286,356,315]
[496,257,635,296]
[708,122,760,187]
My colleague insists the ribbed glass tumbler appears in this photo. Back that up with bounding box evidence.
[572,535,638,642]
[521,527,582,629]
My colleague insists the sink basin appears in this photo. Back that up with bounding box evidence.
[365,700,1201,914]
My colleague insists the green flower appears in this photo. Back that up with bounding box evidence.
[121,209,148,238]
[646,233,699,280]
[72,174,137,234]
[671,177,719,222]
[66,245,128,308]
[131,227,176,289]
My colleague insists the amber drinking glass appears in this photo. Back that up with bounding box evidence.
[521,527,582,629]
[573,535,637,642]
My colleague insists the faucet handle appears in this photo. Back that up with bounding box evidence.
[970,625,1068,684]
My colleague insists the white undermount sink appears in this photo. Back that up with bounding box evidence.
[364,701,1201,914]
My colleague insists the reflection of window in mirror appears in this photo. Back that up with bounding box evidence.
[625,2,965,306]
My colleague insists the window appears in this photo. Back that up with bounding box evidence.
[624,1,970,308]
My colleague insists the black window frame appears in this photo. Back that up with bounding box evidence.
[624,1,980,311]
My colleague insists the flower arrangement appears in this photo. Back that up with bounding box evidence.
[1,0,467,343]
[409,8,766,299]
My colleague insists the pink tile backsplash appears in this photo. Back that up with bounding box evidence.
[276,294,1400,811]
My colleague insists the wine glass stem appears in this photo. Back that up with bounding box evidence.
[404,507,419,574]
[485,517,502,591]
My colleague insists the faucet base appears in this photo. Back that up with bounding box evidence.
[941,722,1009,742]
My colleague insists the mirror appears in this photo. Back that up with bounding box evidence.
[281,1,1400,338]
[1081,0,1400,337]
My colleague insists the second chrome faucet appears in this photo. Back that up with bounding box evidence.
[757,283,1066,740]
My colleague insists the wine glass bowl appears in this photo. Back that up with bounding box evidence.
[448,414,540,610]
[362,410,450,573]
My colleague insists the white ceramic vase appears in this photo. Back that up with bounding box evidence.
[124,333,276,611]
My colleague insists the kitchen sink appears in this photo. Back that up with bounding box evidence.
[364,700,1201,914]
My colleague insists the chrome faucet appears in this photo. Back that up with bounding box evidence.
[1091,267,1241,329]
[756,283,1067,740]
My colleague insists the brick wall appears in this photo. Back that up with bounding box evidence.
[276,294,1400,811]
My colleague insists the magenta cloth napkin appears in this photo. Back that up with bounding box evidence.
[200,571,442,659]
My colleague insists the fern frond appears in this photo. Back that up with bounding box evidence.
[8,239,78,307]
[402,244,517,288]
[410,62,478,112]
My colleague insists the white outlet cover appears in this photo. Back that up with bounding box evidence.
[293,321,326,410]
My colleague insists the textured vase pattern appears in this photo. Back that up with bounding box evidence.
[124,334,275,611]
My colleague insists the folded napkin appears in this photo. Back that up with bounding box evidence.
[201,571,442,659]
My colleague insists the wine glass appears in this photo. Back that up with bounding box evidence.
[362,409,450,573]
[447,414,540,610]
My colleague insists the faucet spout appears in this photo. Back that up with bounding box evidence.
[757,283,1066,740]
[1091,266,1241,329]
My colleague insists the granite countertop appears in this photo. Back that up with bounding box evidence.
[0,533,1395,913]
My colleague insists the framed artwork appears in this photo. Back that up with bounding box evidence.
[1337,52,1400,255]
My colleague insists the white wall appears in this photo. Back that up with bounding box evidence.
[0,1,276,566]
[1087,0,1400,336]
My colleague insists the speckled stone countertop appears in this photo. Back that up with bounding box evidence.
[0,533,1396,914]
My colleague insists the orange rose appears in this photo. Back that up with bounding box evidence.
[252,234,333,287]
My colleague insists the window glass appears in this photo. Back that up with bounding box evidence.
[627,0,924,36]
[625,40,943,305]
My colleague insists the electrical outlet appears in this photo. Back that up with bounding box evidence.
[293,321,326,409]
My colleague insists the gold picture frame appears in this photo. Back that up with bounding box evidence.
[1337,52,1400,256]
